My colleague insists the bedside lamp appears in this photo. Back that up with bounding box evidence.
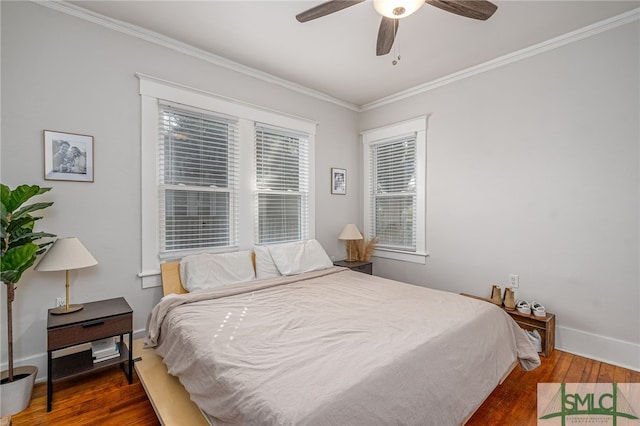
[338,224,363,262]
[35,237,98,315]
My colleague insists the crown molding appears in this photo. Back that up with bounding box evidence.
[32,1,639,112]
[360,7,640,111]
[34,0,360,112]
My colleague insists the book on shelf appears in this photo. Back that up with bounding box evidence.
[93,351,120,364]
[91,337,119,359]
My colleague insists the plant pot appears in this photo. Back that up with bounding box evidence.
[0,365,37,416]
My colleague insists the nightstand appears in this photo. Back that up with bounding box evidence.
[333,260,373,275]
[47,297,133,411]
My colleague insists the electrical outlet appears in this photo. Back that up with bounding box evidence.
[509,274,519,289]
[56,297,66,307]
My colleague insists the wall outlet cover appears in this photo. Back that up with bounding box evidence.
[509,274,519,288]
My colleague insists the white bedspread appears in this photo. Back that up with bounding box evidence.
[145,267,540,425]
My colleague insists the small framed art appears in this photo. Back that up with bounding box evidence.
[331,167,346,195]
[43,130,94,182]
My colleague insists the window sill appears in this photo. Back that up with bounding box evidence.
[372,248,428,264]
[139,271,162,289]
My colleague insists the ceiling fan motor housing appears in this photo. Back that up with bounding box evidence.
[373,0,424,19]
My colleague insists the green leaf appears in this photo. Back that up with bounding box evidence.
[9,232,57,249]
[12,202,54,220]
[36,240,54,255]
[0,244,38,284]
[2,185,40,213]
[5,216,36,234]
[0,183,10,211]
[1,269,20,285]
[0,199,7,223]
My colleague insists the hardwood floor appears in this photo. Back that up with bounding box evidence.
[12,367,159,426]
[467,350,640,426]
[11,351,640,425]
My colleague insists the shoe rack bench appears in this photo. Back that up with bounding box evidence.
[460,293,555,357]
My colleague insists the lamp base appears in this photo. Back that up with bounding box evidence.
[50,304,84,315]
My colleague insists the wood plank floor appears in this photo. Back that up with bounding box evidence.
[11,350,640,425]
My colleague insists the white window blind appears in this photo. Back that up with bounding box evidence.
[158,101,239,253]
[370,135,417,252]
[255,124,309,244]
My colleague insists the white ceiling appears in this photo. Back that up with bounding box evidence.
[69,0,639,107]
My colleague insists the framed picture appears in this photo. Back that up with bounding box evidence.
[331,167,346,195]
[43,130,94,182]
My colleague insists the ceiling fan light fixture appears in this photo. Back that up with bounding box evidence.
[373,0,424,19]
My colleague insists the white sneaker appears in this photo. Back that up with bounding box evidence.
[516,299,531,315]
[526,329,543,352]
[531,301,546,317]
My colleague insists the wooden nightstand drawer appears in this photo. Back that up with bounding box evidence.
[48,313,132,350]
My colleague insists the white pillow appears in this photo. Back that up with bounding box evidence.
[253,245,281,279]
[268,239,333,276]
[180,250,255,292]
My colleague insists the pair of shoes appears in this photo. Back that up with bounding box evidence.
[503,288,516,310]
[490,285,502,305]
[515,300,546,317]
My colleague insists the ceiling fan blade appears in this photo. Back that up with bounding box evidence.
[376,17,398,56]
[425,0,497,20]
[296,0,365,23]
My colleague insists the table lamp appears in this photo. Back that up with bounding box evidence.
[35,237,98,314]
[338,224,363,262]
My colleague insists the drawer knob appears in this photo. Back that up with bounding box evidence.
[82,320,105,328]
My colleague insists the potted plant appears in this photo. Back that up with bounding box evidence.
[1,184,55,416]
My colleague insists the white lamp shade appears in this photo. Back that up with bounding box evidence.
[373,0,424,18]
[35,237,98,272]
[339,224,363,241]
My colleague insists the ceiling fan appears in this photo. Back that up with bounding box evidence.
[296,0,498,56]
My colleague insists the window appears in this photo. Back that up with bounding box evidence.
[371,136,417,251]
[139,74,316,288]
[255,124,309,244]
[158,102,239,253]
[362,116,428,264]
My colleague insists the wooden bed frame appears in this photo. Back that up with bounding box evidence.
[136,259,517,425]
[134,261,206,425]
[134,339,209,425]
[159,261,188,296]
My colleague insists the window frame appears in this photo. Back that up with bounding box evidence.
[138,74,316,288]
[362,116,429,264]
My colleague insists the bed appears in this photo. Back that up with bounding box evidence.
[144,241,540,425]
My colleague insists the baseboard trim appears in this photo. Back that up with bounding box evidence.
[556,325,640,372]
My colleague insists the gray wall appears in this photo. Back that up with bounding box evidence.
[360,21,640,369]
[0,1,360,379]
